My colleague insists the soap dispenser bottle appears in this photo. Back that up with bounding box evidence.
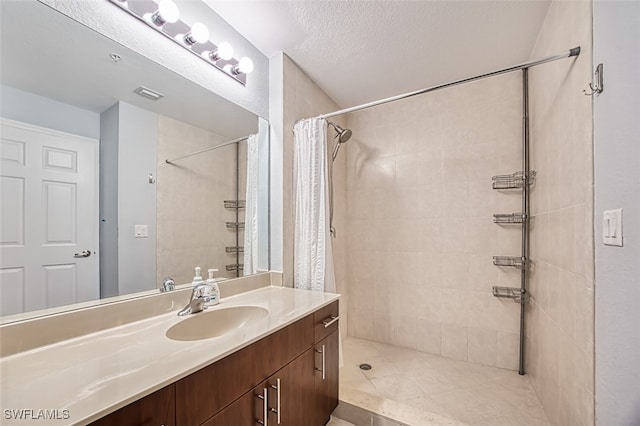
[191,266,204,287]
[205,268,220,307]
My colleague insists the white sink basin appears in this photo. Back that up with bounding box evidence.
[166,306,269,341]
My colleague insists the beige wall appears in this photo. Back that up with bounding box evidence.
[156,116,247,285]
[282,55,349,335]
[526,1,595,424]
[344,73,524,370]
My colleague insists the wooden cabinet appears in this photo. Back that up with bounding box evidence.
[313,301,340,426]
[205,348,317,426]
[91,300,339,426]
[314,331,339,426]
[89,384,175,426]
[175,314,313,425]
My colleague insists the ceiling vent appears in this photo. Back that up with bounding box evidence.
[133,86,164,101]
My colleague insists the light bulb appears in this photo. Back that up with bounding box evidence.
[233,57,254,75]
[215,41,233,61]
[184,22,209,45]
[151,0,179,26]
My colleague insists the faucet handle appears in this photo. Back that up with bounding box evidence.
[161,276,175,292]
[191,283,214,299]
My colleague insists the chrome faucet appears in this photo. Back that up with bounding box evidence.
[177,284,213,316]
[160,276,175,292]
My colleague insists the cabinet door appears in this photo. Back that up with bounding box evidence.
[202,381,268,426]
[314,331,339,426]
[266,348,315,426]
[89,384,175,426]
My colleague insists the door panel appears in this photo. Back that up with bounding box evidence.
[43,180,76,244]
[0,176,25,246]
[0,118,98,315]
[43,264,77,308]
[0,268,24,316]
[0,138,25,164]
[43,146,77,172]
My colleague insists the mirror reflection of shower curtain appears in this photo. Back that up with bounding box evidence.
[292,118,336,293]
[243,134,259,276]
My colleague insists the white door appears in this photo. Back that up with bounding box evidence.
[0,118,99,316]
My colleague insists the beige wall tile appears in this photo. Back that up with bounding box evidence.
[337,71,526,371]
[156,116,242,284]
[415,319,443,355]
[467,327,498,367]
[526,1,595,423]
[496,331,520,370]
[393,315,418,350]
[441,324,468,361]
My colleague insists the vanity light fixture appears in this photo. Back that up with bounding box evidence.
[108,0,253,85]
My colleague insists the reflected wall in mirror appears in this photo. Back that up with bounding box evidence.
[0,1,269,321]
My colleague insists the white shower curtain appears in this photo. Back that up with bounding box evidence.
[293,118,336,293]
[243,134,259,276]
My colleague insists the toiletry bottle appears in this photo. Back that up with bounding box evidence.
[191,266,204,287]
[205,268,220,307]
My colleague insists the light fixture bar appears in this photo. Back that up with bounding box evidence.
[107,0,250,85]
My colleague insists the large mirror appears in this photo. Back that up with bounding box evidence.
[0,1,270,321]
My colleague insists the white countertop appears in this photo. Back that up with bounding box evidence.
[0,286,339,425]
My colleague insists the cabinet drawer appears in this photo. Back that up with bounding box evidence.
[313,301,339,344]
[176,314,313,425]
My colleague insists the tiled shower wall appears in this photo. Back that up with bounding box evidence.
[156,116,247,285]
[281,54,349,336]
[344,73,525,370]
[527,0,595,424]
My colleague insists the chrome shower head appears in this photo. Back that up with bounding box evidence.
[328,122,352,144]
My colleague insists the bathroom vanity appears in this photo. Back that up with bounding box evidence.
[91,300,339,426]
[0,285,339,426]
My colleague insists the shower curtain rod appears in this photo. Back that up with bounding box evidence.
[318,47,580,119]
[165,135,250,164]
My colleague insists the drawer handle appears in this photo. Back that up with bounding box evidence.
[256,387,268,426]
[315,344,326,380]
[322,315,340,328]
[270,378,281,424]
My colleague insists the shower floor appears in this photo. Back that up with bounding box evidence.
[339,337,549,426]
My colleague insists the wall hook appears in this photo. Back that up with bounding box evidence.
[584,63,603,96]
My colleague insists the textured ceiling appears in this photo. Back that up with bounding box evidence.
[206,0,551,109]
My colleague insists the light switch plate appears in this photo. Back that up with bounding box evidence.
[134,224,148,238]
[603,209,623,246]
